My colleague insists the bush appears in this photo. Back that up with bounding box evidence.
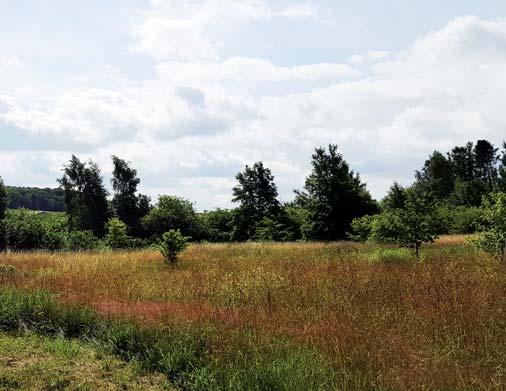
[349,215,374,242]
[3,209,48,251]
[155,229,190,264]
[105,218,132,250]
[65,230,100,252]
[473,192,506,262]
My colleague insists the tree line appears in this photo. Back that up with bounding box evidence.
[0,139,505,255]
[7,187,65,212]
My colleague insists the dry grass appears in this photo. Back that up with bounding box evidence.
[1,240,505,390]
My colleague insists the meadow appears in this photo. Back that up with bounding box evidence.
[0,238,505,390]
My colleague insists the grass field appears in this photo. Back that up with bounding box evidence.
[0,237,505,390]
[0,332,171,390]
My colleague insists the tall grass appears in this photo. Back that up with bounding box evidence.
[0,290,336,390]
[0,237,505,389]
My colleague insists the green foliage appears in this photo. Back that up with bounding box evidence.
[451,178,489,207]
[381,182,406,210]
[416,151,454,199]
[199,209,234,242]
[392,189,439,259]
[254,216,296,242]
[473,139,498,187]
[352,190,438,259]
[65,230,100,252]
[155,229,190,264]
[105,218,132,250]
[296,144,378,241]
[349,215,374,242]
[2,210,67,251]
[142,195,200,240]
[6,186,65,212]
[434,205,482,234]
[369,210,405,244]
[232,162,281,241]
[111,156,151,237]
[0,177,7,221]
[58,155,109,237]
[473,192,506,262]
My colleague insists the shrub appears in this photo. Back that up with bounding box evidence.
[3,209,47,251]
[155,229,190,264]
[349,215,374,242]
[66,230,100,252]
[473,192,506,262]
[105,218,132,250]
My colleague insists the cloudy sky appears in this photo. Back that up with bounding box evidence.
[1,1,506,209]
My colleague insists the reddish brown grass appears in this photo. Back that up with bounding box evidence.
[1,241,505,390]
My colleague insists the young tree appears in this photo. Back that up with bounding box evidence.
[111,156,151,237]
[473,192,506,262]
[105,218,132,250]
[393,189,438,260]
[296,144,378,241]
[155,229,190,264]
[232,162,281,240]
[58,155,109,237]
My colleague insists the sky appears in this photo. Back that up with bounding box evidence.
[2,1,506,210]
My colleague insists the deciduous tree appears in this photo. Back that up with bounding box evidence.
[58,156,109,237]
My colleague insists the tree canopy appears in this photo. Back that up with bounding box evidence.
[296,144,378,241]
[58,155,109,237]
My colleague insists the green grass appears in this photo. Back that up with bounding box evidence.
[0,290,337,390]
[0,332,172,390]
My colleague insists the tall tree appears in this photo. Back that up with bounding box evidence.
[381,182,407,210]
[498,142,506,191]
[232,162,281,240]
[58,155,109,237]
[448,143,475,182]
[142,195,199,239]
[111,156,150,237]
[473,139,498,188]
[0,177,7,221]
[296,144,378,241]
[0,177,7,250]
[416,151,454,199]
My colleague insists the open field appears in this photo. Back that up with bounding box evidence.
[1,237,506,390]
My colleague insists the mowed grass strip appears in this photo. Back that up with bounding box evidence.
[0,332,172,391]
[0,238,505,390]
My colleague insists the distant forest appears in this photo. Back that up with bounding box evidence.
[7,187,65,212]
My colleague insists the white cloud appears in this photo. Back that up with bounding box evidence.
[156,57,360,85]
[132,0,330,61]
[3,14,506,209]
